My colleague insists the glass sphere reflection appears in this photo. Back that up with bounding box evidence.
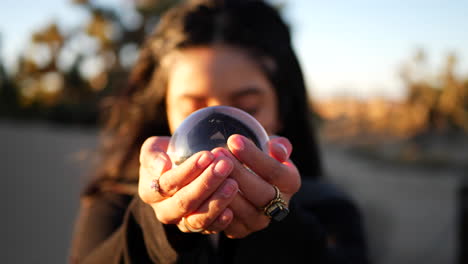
[167,106,269,166]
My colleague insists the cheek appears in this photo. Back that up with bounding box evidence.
[258,98,280,135]
[166,98,185,134]
[167,100,206,133]
[169,115,185,134]
[166,107,177,134]
[261,111,280,135]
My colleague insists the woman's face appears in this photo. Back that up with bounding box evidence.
[165,45,280,135]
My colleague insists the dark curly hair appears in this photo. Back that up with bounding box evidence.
[85,0,323,196]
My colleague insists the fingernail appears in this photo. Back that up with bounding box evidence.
[152,154,166,170]
[214,159,232,177]
[219,210,232,224]
[214,150,227,159]
[275,143,288,157]
[221,181,237,197]
[197,152,214,169]
[230,135,244,151]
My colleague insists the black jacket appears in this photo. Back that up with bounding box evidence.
[70,179,369,264]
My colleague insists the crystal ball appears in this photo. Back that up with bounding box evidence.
[167,106,269,166]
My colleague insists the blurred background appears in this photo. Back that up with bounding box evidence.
[0,0,467,263]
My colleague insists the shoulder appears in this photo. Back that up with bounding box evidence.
[81,191,133,210]
[78,191,134,224]
[296,179,353,205]
[293,179,370,263]
[70,192,135,263]
[80,181,137,211]
[294,178,363,226]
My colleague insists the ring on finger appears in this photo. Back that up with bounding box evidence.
[182,216,205,233]
[150,177,159,192]
[150,176,168,197]
[261,185,289,222]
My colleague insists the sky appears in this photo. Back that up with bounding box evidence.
[1,0,467,100]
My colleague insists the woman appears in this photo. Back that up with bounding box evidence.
[70,0,369,263]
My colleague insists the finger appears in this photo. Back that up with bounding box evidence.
[139,136,173,202]
[139,136,170,165]
[211,147,275,209]
[182,179,238,233]
[138,153,172,204]
[223,217,250,239]
[207,208,234,234]
[227,134,300,193]
[139,149,215,204]
[154,152,234,224]
[158,150,215,196]
[223,195,269,239]
[268,136,292,163]
[229,192,270,232]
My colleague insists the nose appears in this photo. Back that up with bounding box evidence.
[206,97,229,108]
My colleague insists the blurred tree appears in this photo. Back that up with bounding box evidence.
[1,0,290,125]
[0,33,20,117]
[401,49,468,134]
[3,0,180,125]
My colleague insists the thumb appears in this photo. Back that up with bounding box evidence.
[268,136,292,163]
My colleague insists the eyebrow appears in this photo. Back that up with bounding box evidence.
[180,86,263,101]
[230,87,263,100]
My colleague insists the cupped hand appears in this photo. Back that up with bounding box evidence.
[217,134,301,239]
[138,136,239,234]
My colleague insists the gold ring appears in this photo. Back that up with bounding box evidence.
[261,185,289,222]
[182,217,204,233]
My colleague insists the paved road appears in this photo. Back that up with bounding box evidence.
[0,121,464,263]
[1,121,97,264]
[322,144,463,264]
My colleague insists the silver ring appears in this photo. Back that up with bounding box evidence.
[182,217,205,233]
[150,178,160,193]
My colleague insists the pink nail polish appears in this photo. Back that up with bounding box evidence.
[197,152,214,168]
[152,154,167,172]
[276,143,288,157]
[221,182,236,197]
[231,136,244,151]
[214,159,231,177]
[219,211,231,224]
[214,150,226,159]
